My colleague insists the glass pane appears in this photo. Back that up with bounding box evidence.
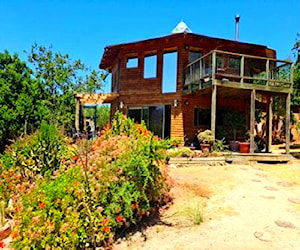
[149,106,164,138]
[126,57,138,68]
[162,52,177,93]
[144,55,157,78]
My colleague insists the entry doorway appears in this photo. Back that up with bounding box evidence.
[127,105,171,139]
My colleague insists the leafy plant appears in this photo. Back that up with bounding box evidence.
[7,112,171,248]
[197,130,214,144]
[212,138,228,152]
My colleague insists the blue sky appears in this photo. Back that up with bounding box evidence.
[1,0,299,92]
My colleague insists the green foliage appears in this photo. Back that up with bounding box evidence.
[0,50,41,152]
[1,113,170,248]
[292,34,300,105]
[167,147,195,157]
[27,44,104,131]
[95,105,111,130]
[222,112,244,141]
[212,138,228,152]
[197,130,214,144]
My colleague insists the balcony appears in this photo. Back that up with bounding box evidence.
[183,50,293,94]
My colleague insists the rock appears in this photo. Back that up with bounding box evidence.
[254,231,272,242]
[288,198,300,204]
[260,195,275,199]
[275,220,297,229]
[264,186,278,191]
[276,181,293,187]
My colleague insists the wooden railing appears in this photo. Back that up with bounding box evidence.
[183,50,293,94]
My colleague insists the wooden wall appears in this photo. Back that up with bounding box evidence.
[102,33,276,140]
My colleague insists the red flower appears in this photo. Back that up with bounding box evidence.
[11,231,18,239]
[49,221,55,227]
[73,181,79,186]
[0,241,5,248]
[101,218,109,225]
[72,230,77,235]
[116,216,123,223]
[38,202,46,209]
[103,226,110,233]
[72,155,79,161]
[132,203,138,210]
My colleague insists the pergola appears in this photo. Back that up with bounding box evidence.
[74,93,119,132]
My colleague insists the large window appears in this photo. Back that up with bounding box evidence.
[144,54,157,78]
[127,105,170,138]
[194,108,211,126]
[162,52,177,93]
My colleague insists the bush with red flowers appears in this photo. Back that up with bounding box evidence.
[1,112,171,248]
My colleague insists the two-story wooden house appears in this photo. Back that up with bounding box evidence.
[76,22,293,154]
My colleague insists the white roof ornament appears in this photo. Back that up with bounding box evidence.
[172,21,192,34]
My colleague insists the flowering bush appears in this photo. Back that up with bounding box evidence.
[1,112,171,248]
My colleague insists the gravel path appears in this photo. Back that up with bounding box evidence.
[114,161,300,250]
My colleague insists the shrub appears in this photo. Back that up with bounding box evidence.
[9,112,170,248]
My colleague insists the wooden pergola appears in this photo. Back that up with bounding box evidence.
[74,93,119,132]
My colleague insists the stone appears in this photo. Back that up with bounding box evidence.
[275,220,297,229]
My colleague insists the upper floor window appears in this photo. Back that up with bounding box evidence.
[162,51,177,93]
[126,57,138,68]
[189,50,202,63]
[144,54,157,78]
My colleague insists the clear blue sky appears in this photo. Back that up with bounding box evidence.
[1,0,299,92]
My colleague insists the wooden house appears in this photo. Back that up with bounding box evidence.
[76,22,293,154]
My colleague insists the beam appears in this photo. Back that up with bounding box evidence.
[211,85,217,141]
[286,93,291,154]
[250,89,256,153]
[266,96,273,152]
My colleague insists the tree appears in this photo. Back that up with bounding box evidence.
[27,44,105,132]
[0,51,41,151]
[292,34,300,105]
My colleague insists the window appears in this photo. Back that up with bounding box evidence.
[126,57,138,68]
[229,56,240,69]
[189,50,202,63]
[162,52,177,93]
[144,54,157,78]
[194,108,211,126]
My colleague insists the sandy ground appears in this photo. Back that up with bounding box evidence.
[114,160,300,250]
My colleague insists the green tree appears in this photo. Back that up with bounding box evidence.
[27,44,105,132]
[0,51,41,151]
[292,34,300,105]
[96,105,110,129]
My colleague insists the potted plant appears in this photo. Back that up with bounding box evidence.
[239,131,250,153]
[197,129,214,154]
[223,112,244,152]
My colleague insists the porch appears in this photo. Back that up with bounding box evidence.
[183,50,293,155]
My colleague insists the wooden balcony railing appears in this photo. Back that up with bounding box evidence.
[183,50,293,94]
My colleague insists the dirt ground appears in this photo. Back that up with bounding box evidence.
[114,160,300,250]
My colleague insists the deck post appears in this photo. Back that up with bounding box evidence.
[285,93,291,154]
[250,89,256,153]
[211,84,217,140]
[266,96,273,152]
[75,97,80,132]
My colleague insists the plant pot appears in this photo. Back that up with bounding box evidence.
[229,140,239,152]
[200,143,211,154]
[239,142,250,153]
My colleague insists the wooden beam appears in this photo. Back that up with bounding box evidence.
[211,85,217,141]
[286,93,291,154]
[266,96,273,152]
[250,89,256,153]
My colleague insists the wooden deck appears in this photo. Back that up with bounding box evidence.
[169,152,293,165]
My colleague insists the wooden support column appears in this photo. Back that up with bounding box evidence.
[250,89,256,153]
[266,97,273,153]
[75,97,80,132]
[286,93,291,154]
[211,85,217,140]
